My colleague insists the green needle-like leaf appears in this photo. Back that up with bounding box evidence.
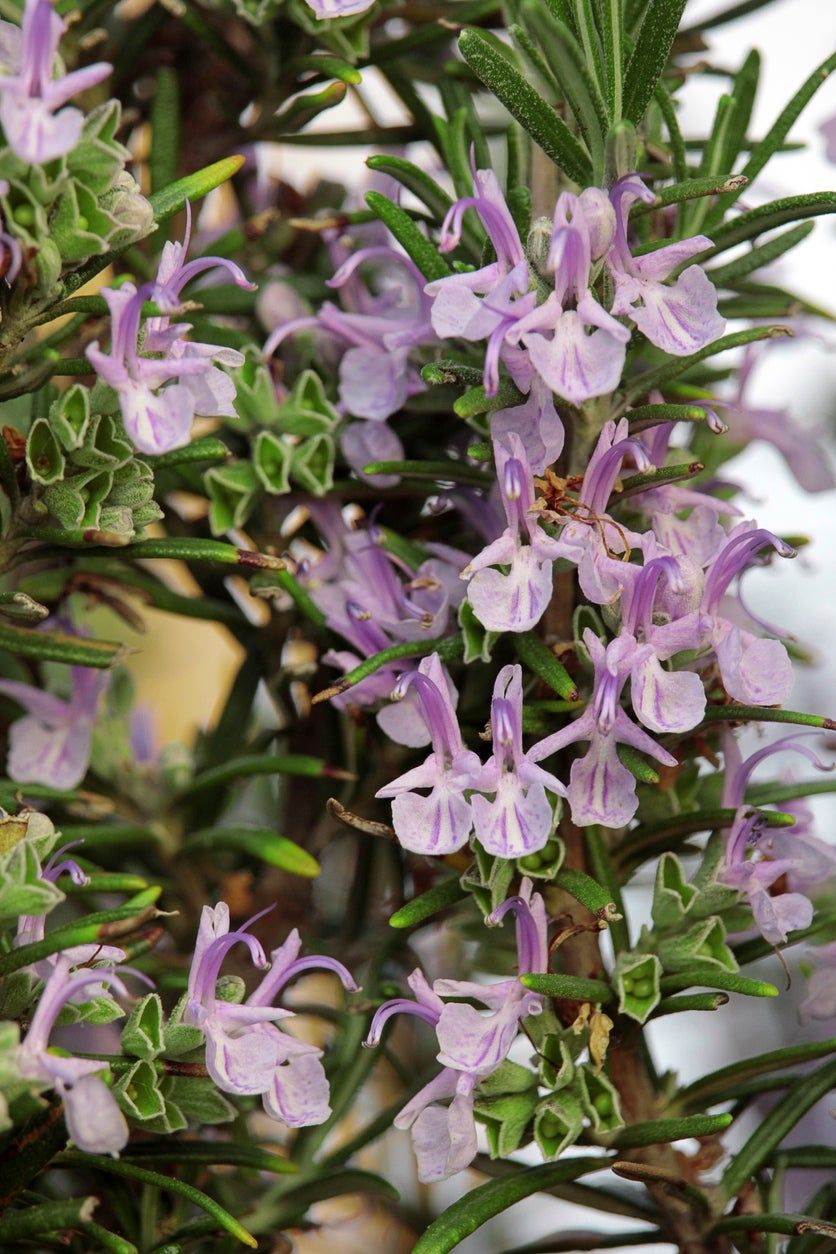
[622,0,688,125]
[389,877,469,928]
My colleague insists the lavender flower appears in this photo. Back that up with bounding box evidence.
[472,664,566,858]
[509,190,629,405]
[0,0,111,165]
[303,0,376,17]
[364,879,547,1182]
[529,628,677,828]
[606,175,725,356]
[550,418,651,604]
[463,432,562,633]
[17,956,130,1154]
[184,903,357,1127]
[375,653,482,853]
[425,167,536,396]
[0,663,107,790]
[718,732,834,944]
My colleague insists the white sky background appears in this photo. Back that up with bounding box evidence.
[268,0,836,1248]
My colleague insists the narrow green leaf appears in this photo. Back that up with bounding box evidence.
[421,359,486,389]
[0,904,157,977]
[361,458,491,486]
[705,192,836,257]
[453,379,524,418]
[520,972,613,1002]
[596,0,624,119]
[389,878,469,928]
[57,1152,258,1248]
[177,754,352,800]
[365,190,450,282]
[149,156,245,225]
[618,325,792,407]
[616,744,660,784]
[622,0,688,125]
[631,174,748,218]
[0,622,124,668]
[150,67,180,198]
[366,154,455,224]
[411,1156,612,1253]
[679,1039,836,1110]
[709,221,815,287]
[124,1141,298,1173]
[147,437,229,468]
[183,826,320,877]
[654,84,688,184]
[626,402,718,431]
[611,461,704,501]
[659,966,779,999]
[614,1113,732,1148]
[0,1198,98,1242]
[458,28,593,185]
[718,49,761,174]
[651,993,729,1017]
[701,705,834,730]
[554,867,622,922]
[312,634,465,705]
[775,1147,836,1171]
[713,1214,836,1240]
[515,632,579,700]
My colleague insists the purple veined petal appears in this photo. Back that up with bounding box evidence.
[712,621,793,706]
[761,828,836,892]
[523,308,627,406]
[377,660,459,750]
[631,652,706,735]
[263,1050,331,1127]
[189,903,231,997]
[394,1067,459,1130]
[118,379,196,455]
[566,732,640,828]
[338,344,409,421]
[432,977,519,1013]
[203,1020,281,1096]
[578,187,616,260]
[627,236,714,284]
[800,961,836,1023]
[616,264,725,357]
[60,1073,129,1156]
[179,359,239,419]
[488,878,549,975]
[7,713,92,790]
[612,707,677,768]
[467,546,554,633]
[0,94,84,164]
[435,996,528,1075]
[411,1087,479,1183]
[471,778,554,859]
[490,384,565,476]
[750,885,814,947]
[526,706,596,765]
[0,678,72,723]
[303,0,377,18]
[341,420,403,488]
[390,784,473,855]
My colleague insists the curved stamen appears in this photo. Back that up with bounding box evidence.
[623,556,682,638]
[583,438,651,516]
[489,895,543,975]
[364,997,440,1047]
[724,733,833,809]
[703,529,795,611]
[254,954,359,1004]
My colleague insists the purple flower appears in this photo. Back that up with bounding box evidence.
[86,215,254,454]
[550,418,651,604]
[17,956,130,1154]
[800,943,836,1022]
[471,664,566,858]
[615,556,707,735]
[375,653,482,854]
[184,903,357,1127]
[529,628,677,828]
[364,879,547,1182]
[463,432,562,633]
[720,346,836,494]
[143,204,255,421]
[607,175,724,356]
[0,0,110,165]
[489,375,564,475]
[719,732,834,945]
[425,167,536,397]
[509,191,629,405]
[0,662,107,790]
[302,0,376,17]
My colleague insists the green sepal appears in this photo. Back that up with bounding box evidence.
[539,1031,578,1091]
[577,1066,623,1133]
[0,834,63,927]
[205,461,260,535]
[163,1075,236,1125]
[614,952,662,1024]
[476,1089,539,1157]
[162,994,206,1058]
[657,916,737,974]
[290,432,335,496]
[49,384,92,451]
[534,1091,585,1158]
[232,355,282,430]
[67,100,130,197]
[115,1058,166,1122]
[517,834,564,881]
[253,430,292,496]
[56,994,124,1027]
[121,993,165,1061]
[279,369,340,434]
[461,841,515,916]
[459,598,500,663]
[26,419,65,486]
[651,852,697,930]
